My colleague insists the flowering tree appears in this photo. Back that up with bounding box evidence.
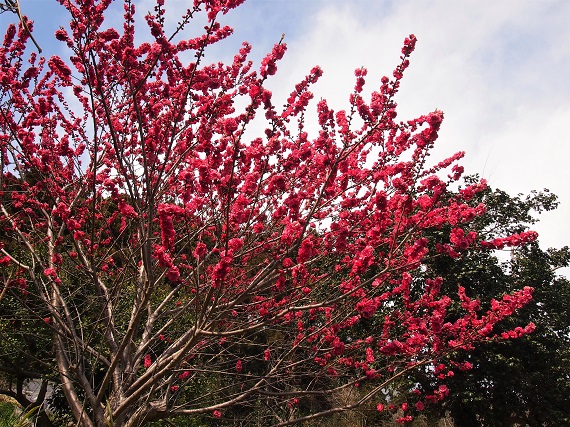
[0,1,538,426]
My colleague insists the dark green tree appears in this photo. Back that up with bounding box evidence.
[414,178,570,426]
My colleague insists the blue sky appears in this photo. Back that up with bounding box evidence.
[3,0,569,274]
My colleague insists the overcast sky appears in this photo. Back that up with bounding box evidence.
[3,0,569,275]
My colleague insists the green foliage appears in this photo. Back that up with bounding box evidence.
[0,401,20,427]
[0,399,37,427]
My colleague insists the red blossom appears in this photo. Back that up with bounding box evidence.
[193,242,208,259]
[43,268,57,277]
[356,297,380,319]
[287,398,299,408]
[118,201,138,218]
[480,231,538,249]
[143,354,152,369]
[402,34,417,55]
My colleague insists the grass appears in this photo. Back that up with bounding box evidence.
[0,397,35,427]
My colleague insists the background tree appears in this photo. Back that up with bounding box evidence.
[411,181,570,426]
[0,1,542,426]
